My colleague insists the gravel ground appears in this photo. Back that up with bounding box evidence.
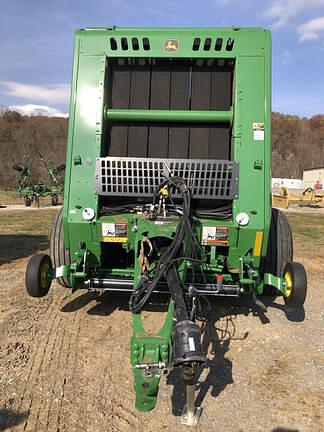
[0,217,323,431]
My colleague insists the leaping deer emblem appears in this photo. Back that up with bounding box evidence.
[164,39,179,52]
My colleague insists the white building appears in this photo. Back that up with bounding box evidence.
[302,167,324,189]
[272,178,303,189]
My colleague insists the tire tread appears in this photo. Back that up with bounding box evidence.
[264,208,293,295]
[50,208,71,287]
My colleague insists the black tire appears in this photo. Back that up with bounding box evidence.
[51,194,59,206]
[263,208,293,295]
[283,262,307,308]
[50,208,71,287]
[24,196,31,207]
[25,254,52,297]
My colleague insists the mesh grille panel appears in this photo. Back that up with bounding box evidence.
[95,157,238,199]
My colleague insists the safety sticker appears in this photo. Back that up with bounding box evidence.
[202,226,229,245]
[253,122,265,141]
[102,222,127,242]
[102,223,116,237]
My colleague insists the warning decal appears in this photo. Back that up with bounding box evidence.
[202,226,229,245]
[102,222,128,242]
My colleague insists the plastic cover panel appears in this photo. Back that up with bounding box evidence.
[95,157,238,200]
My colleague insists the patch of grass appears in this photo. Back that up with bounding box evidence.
[0,190,19,205]
[286,212,324,262]
[0,190,60,206]
[286,213,324,243]
[0,209,58,236]
[0,209,59,265]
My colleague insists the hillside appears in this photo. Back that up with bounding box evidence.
[0,110,323,190]
[271,112,324,178]
[0,110,68,190]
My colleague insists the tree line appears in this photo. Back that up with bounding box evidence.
[0,109,323,190]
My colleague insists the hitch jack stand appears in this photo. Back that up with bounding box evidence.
[181,384,202,426]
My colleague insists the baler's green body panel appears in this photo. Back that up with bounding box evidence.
[63,27,271,283]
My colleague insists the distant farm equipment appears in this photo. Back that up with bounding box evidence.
[272,187,324,209]
[12,150,65,207]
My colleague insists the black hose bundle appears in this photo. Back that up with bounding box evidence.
[129,176,206,314]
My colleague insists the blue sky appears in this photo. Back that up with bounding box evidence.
[0,0,323,117]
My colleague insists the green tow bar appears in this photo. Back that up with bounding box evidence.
[131,301,174,411]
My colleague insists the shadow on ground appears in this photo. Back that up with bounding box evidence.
[167,298,251,415]
[60,290,305,416]
[272,428,299,432]
[0,234,49,265]
[0,408,29,430]
[167,296,304,415]
[61,290,169,315]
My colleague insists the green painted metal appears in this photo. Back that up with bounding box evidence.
[54,265,70,279]
[263,273,286,294]
[53,26,276,412]
[105,108,233,124]
[131,301,174,411]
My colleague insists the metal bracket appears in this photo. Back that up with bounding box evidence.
[69,248,89,287]
[53,265,70,279]
[263,272,286,295]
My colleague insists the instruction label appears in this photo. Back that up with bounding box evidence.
[102,222,127,242]
[253,122,265,141]
[202,226,229,246]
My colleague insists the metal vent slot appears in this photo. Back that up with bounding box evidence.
[215,38,223,51]
[132,37,139,50]
[121,37,128,50]
[142,37,150,50]
[226,37,234,51]
[204,38,212,51]
[192,37,201,51]
[110,37,118,50]
[95,157,239,199]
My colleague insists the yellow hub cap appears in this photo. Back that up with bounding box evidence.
[40,262,50,289]
[284,271,293,298]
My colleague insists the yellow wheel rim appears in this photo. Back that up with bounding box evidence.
[40,262,50,289]
[284,271,293,298]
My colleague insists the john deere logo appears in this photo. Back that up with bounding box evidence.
[164,39,179,52]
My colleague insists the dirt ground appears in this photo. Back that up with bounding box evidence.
[0,208,323,432]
